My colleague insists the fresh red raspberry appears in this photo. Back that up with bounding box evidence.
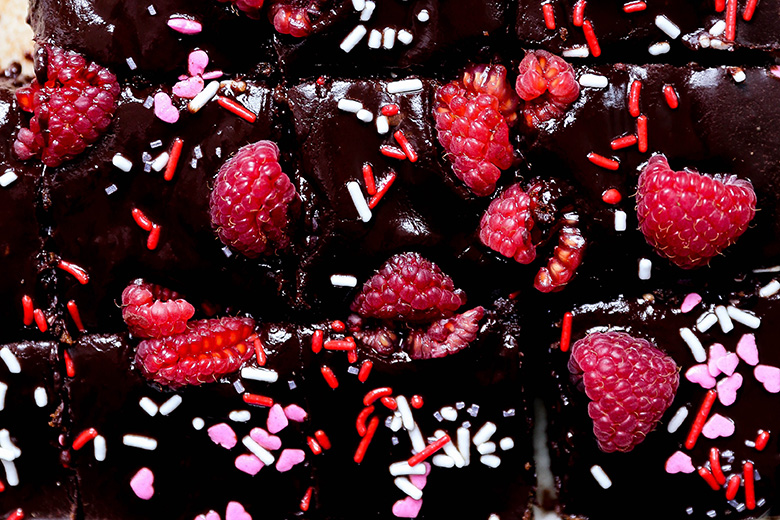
[568,331,679,453]
[270,3,312,37]
[351,252,467,323]
[406,307,484,360]
[209,140,297,258]
[515,50,579,128]
[121,280,195,339]
[14,45,120,167]
[353,327,400,357]
[479,183,536,264]
[434,64,519,197]
[218,0,264,19]
[135,317,256,387]
[534,217,585,293]
[636,154,757,269]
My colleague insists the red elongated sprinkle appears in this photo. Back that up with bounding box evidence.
[72,428,98,450]
[602,189,622,204]
[217,96,257,123]
[58,260,89,284]
[560,312,573,352]
[637,115,648,153]
[410,395,424,409]
[254,337,266,366]
[663,85,679,109]
[743,0,759,20]
[710,447,726,485]
[7,509,24,520]
[408,434,450,467]
[0,480,5,492]
[610,134,638,150]
[542,3,556,29]
[362,163,377,196]
[744,461,756,509]
[358,360,373,382]
[698,466,721,490]
[368,170,397,209]
[685,389,718,449]
[623,1,646,12]
[314,430,331,450]
[380,396,398,410]
[131,208,154,231]
[316,76,326,85]
[331,320,346,332]
[300,486,313,511]
[380,145,407,160]
[381,104,399,116]
[393,130,418,162]
[354,416,380,463]
[243,393,274,407]
[22,295,33,326]
[33,309,48,333]
[587,152,620,170]
[725,475,741,500]
[347,347,358,364]
[312,329,324,353]
[725,0,737,41]
[756,430,770,451]
[715,0,726,11]
[307,436,322,455]
[582,19,601,57]
[628,80,642,117]
[356,405,375,436]
[164,138,183,182]
[147,224,161,250]
[64,349,75,377]
[321,365,338,389]
[364,387,393,406]
[573,0,586,26]
[324,339,354,351]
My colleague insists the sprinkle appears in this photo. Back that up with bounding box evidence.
[340,25,368,53]
[562,46,590,58]
[614,210,627,231]
[357,109,373,123]
[499,437,515,451]
[680,327,706,362]
[307,436,322,455]
[610,134,638,150]
[467,404,480,417]
[123,434,158,450]
[457,428,471,463]
[64,349,75,377]
[0,170,18,187]
[638,258,652,280]
[347,181,372,223]
[408,434,450,467]
[725,0,737,41]
[358,360,372,382]
[390,461,427,476]
[477,441,496,455]
[394,476,423,500]
[731,68,746,83]
[376,115,390,134]
[648,42,671,55]
[587,152,619,170]
[396,395,415,430]
[560,312,573,352]
[710,20,726,37]
[542,3,556,29]
[417,9,430,22]
[382,28,396,49]
[330,274,358,288]
[663,85,679,109]
[409,395,423,409]
[0,383,6,411]
[362,388,392,407]
[637,115,648,152]
[254,338,266,366]
[478,454,500,468]
[697,312,717,332]
[386,79,423,94]
[131,208,153,231]
[242,435,275,465]
[20,295,33,327]
[353,415,380,463]
[685,389,718,449]
[360,1,376,21]
[352,0,365,10]
[143,96,154,109]
[755,430,770,451]
[321,366,339,389]
[394,130,418,162]
[149,152,169,172]
[93,435,107,462]
[433,454,455,467]
[105,184,118,195]
[126,57,138,71]
[713,305,734,333]
[590,465,612,489]
[408,423,426,453]
[188,80,219,113]
[368,170,397,209]
[699,466,721,490]
[159,395,182,415]
[716,0,726,11]
[744,461,756,509]
[337,99,363,113]
[754,266,780,273]
[440,406,457,422]
[359,163,377,196]
[242,393,274,407]
[192,417,205,430]
[31,308,47,332]
[667,406,689,433]
[726,474,741,500]
[146,224,161,250]
[623,1,646,12]
[381,396,398,410]
[727,306,761,329]
[240,366,279,383]
[324,339,355,351]
[628,80,642,117]
[581,19,601,57]
[743,0,759,20]
[147,5,156,15]
[681,293,703,313]
[435,430,465,467]
[164,138,183,181]
[59,260,89,285]
[110,153,133,172]
[602,189,621,204]
[367,29,382,49]
[578,74,608,88]
[0,348,21,374]
[710,447,726,485]
[167,16,202,34]
[315,430,331,450]
[357,407,375,438]
[396,30,414,45]
[73,428,98,450]
[759,280,780,298]
[473,422,497,446]
[311,329,324,354]
[217,96,256,123]
[300,487,313,512]
[573,0,585,26]
[139,397,159,416]
[389,414,403,431]
[655,15,681,39]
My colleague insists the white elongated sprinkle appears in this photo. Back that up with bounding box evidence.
[330,274,358,287]
[126,57,138,70]
[340,25,367,53]
[147,5,156,15]
[390,413,403,432]
[389,461,427,476]
[727,306,761,329]
[241,366,279,383]
[151,152,169,172]
[731,69,747,83]
[386,79,423,94]
[480,454,501,468]
[396,395,415,430]
[356,109,373,123]
[229,410,251,422]
[477,442,496,455]
[759,280,780,298]
[745,440,756,448]
[440,406,457,421]
[655,15,681,39]
[710,39,731,50]
[562,46,590,58]
[648,42,671,55]
[105,184,118,195]
[709,20,726,36]
[614,210,627,232]
[432,454,455,468]
[347,181,372,223]
[0,447,15,461]
[242,435,275,465]
[0,430,21,459]
[192,417,205,430]
[638,258,652,280]
[394,476,423,499]
[139,397,159,416]
[0,170,18,187]
[368,29,382,49]
[94,435,107,461]
[696,312,718,333]
[699,34,712,48]
[34,387,48,408]
[417,9,430,22]
[669,409,688,433]
[188,80,220,113]
[435,430,465,467]
[123,434,158,450]
[337,99,363,113]
[383,28,396,49]
[715,305,734,333]
[0,382,6,411]
[578,74,609,88]
[499,437,515,451]
[457,427,471,466]
[591,465,612,489]
[376,115,390,134]
[472,421,497,446]
[754,265,780,273]
[159,395,183,415]
[352,0,365,10]
[360,1,376,21]
[680,327,706,362]
[408,423,426,453]
[397,30,413,45]
[2,459,18,486]
[488,515,500,520]
[0,347,21,373]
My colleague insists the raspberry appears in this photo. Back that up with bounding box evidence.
[568,331,679,453]
[218,0,264,19]
[209,140,297,258]
[121,280,195,339]
[353,327,400,357]
[479,183,536,264]
[270,4,313,37]
[135,317,256,387]
[434,64,518,197]
[534,217,585,293]
[406,307,484,360]
[636,154,757,269]
[14,45,120,167]
[350,252,467,323]
[515,51,579,128]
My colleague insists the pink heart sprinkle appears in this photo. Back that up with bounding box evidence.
[392,496,423,518]
[194,511,221,520]
[716,372,743,406]
[208,423,237,449]
[737,334,759,366]
[665,451,695,474]
[267,403,289,434]
[707,343,728,377]
[130,467,154,500]
[755,364,780,393]
[275,448,306,472]
[225,501,252,520]
[408,462,431,489]
[681,293,702,313]
[188,50,209,77]
[249,427,282,451]
[283,404,308,422]
[235,454,264,476]
[716,352,740,376]
[685,364,717,389]
[202,70,224,80]
[167,17,203,35]
[702,413,735,439]
[154,92,180,124]
[173,76,204,99]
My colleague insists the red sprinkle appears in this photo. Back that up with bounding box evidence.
[312,329,324,354]
[164,138,183,182]
[685,389,718,449]
[64,349,75,377]
[710,447,726,485]
[393,130,418,162]
[410,395,424,409]
[253,337,267,366]
[33,309,47,333]
[316,76,326,85]
[217,96,257,123]
[347,347,358,364]
[756,430,770,451]
[725,474,741,500]
[725,0,737,41]
[368,170,397,209]
[243,393,274,407]
[582,19,601,57]
[573,0,586,26]
[314,430,331,450]
[542,3,556,30]
[622,1,646,12]
[587,152,620,170]
[380,396,398,410]
[300,486,313,511]
[362,163,377,196]
[744,461,756,510]
[364,387,393,406]
[131,208,154,231]
[408,434,450,467]
[21,295,33,326]
[331,320,346,332]
[356,405,375,436]
[637,115,648,153]
[698,466,721,491]
[379,145,407,160]
[381,104,399,116]
[6,509,23,520]
[147,224,161,250]
[743,0,759,20]
[715,0,726,11]
[601,189,622,204]
[560,312,573,352]
[628,80,642,117]
[324,339,354,351]
[610,134,638,150]
[58,260,89,285]
[321,365,339,389]
[358,360,373,382]
[72,428,98,450]
[0,480,5,492]
[353,416,379,463]
[663,85,679,109]
[307,436,323,455]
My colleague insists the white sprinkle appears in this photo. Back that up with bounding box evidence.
[233,380,245,393]
[147,5,156,15]
[440,406,457,421]
[394,476,423,499]
[562,46,590,58]
[143,96,154,109]
[34,387,48,408]
[726,306,761,329]
[488,515,500,520]
[754,265,780,273]
[591,465,612,489]
[396,395,415,431]
[347,181,372,223]
[648,42,671,55]
[192,417,205,430]
[188,80,220,113]
[2,459,18,486]
[731,69,746,83]
[432,454,455,467]
[408,423,426,453]
[376,115,390,134]
[386,79,423,94]
[760,280,780,298]
[356,109,373,123]
[435,430,465,467]
[105,184,118,195]
[397,30,413,45]
[94,435,107,461]
[242,435,275,465]
[0,447,15,461]
[351,0,365,10]
[699,34,712,48]
[389,461,427,476]
[638,258,652,280]
[223,246,233,258]
[389,413,403,432]
[711,39,731,50]
[480,454,501,468]
[151,152,169,172]
[123,434,157,450]
[655,15,681,39]
[193,145,203,160]
[0,430,21,460]
[159,395,183,415]
[578,74,609,88]
[382,28,396,49]
[457,427,470,466]
[240,366,279,383]
[0,170,18,187]
[139,397,159,416]
[330,274,358,287]
[680,327,706,362]
[667,406,689,433]
[360,1,376,21]
[477,442,496,455]
[337,98,363,113]
[229,410,251,423]
[696,312,718,333]
[416,9,430,22]
[367,29,382,49]
[0,348,21,374]
[112,154,133,172]
[709,20,726,37]
[745,440,756,448]
[340,25,367,53]
[714,305,734,333]
[472,421,497,446]
[126,57,138,70]
[614,210,627,232]
[0,382,6,411]
[499,437,515,451]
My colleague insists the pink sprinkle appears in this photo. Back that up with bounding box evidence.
[685,364,717,389]
[755,364,780,393]
[188,50,209,76]
[225,501,252,520]
[665,451,695,474]
[716,372,743,406]
[202,70,224,80]
[167,17,203,35]
[249,427,282,451]
[195,511,221,520]
[235,454,264,475]
[173,76,205,99]
[716,352,740,377]
[154,92,180,124]
[702,413,736,439]
[283,404,308,422]
[207,423,237,449]
[275,448,306,472]
[130,467,155,500]
[392,496,423,518]
[708,343,728,377]
[409,463,431,489]
[267,403,289,434]
[737,333,759,366]
[680,293,702,313]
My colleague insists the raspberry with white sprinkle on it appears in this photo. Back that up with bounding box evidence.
[121,280,195,339]
[515,50,579,128]
[406,306,485,359]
